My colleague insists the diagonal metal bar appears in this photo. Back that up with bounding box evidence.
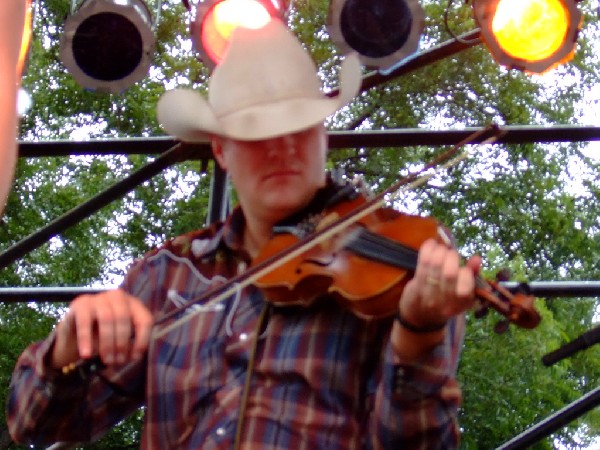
[495,385,600,450]
[327,28,482,97]
[360,29,482,92]
[0,144,188,270]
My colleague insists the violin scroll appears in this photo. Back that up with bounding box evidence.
[474,274,541,333]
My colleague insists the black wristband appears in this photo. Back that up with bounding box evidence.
[395,311,447,333]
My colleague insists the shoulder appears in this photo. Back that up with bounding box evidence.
[123,222,225,281]
[119,223,230,309]
[164,225,224,260]
[143,223,226,267]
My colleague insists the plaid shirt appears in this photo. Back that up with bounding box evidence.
[7,183,465,449]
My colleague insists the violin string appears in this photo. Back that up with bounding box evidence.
[347,228,418,270]
[152,126,505,337]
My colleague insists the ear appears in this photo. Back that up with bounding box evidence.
[211,135,227,170]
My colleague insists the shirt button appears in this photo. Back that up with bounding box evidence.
[239,333,248,342]
[216,427,226,436]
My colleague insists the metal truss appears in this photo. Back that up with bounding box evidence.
[3,15,599,450]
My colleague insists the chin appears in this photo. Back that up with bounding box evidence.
[263,195,310,219]
[266,199,302,217]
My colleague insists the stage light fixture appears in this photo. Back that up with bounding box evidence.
[326,0,425,71]
[191,0,287,69]
[473,0,582,74]
[17,0,34,117]
[59,0,156,93]
[18,0,34,78]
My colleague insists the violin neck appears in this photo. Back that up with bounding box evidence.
[346,228,418,271]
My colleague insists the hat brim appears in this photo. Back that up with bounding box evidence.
[157,53,361,142]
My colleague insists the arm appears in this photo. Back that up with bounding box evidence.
[7,286,154,445]
[0,0,27,215]
[371,239,480,449]
[371,316,465,449]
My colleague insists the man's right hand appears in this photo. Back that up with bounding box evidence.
[51,289,153,370]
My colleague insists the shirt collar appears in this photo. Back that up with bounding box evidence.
[211,176,359,260]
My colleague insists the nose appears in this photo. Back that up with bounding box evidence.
[265,135,297,158]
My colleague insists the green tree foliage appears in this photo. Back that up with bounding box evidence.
[1,0,599,448]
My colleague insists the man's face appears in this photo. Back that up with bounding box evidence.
[212,124,328,224]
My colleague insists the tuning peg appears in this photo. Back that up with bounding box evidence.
[494,320,510,334]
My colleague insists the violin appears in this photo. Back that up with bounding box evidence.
[70,190,540,382]
[253,193,541,330]
[153,124,539,336]
[67,126,539,379]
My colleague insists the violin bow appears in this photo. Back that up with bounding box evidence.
[152,124,506,338]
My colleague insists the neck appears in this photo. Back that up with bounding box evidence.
[243,217,275,259]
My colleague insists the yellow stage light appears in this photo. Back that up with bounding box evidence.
[473,0,582,74]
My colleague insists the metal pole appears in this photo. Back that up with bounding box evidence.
[18,126,600,158]
[499,280,600,298]
[496,386,600,450]
[0,145,185,270]
[206,162,229,226]
[2,281,600,303]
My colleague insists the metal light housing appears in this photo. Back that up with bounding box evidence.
[327,0,425,71]
[60,0,156,93]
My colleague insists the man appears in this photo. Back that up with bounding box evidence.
[7,20,480,449]
[0,0,27,215]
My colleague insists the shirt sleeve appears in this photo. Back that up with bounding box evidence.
[5,256,159,446]
[6,329,146,446]
[5,234,208,446]
[370,314,465,449]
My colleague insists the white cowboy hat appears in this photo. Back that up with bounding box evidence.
[156,19,361,142]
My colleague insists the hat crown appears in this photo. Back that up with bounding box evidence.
[156,19,361,142]
[208,21,323,118]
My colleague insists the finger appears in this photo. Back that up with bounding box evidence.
[53,309,79,362]
[452,266,477,313]
[108,292,134,364]
[456,255,482,310]
[420,241,448,296]
[129,299,153,360]
[439,248,460,298]
[70,295,98,360]
[459,265,476,296]
[93,296,119,364]
[466,254,483,275]
[414,239,439,284]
